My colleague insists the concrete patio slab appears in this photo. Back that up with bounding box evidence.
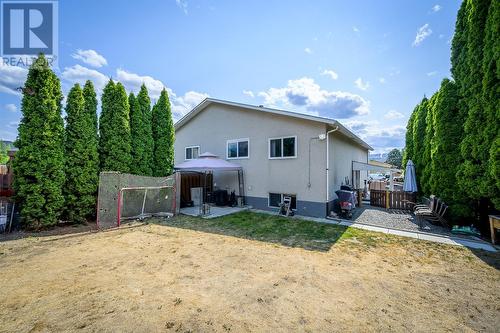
[180,206,250,219]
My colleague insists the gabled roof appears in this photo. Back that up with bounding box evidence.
[174,98,373,151]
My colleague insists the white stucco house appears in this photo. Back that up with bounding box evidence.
[174,98,372,217]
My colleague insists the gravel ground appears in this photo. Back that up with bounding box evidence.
[352,205,451,235]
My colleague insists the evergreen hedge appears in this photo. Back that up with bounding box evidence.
[64,83,99,223]
[13,54,65,228]
[152,89,175,176]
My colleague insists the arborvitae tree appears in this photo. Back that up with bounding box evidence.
[429,79,469,219]
[412,97,428,191]
[99,80,131,172]
[421,93,437,195]
[64,84,99,223]
[13,54,65,228]
[152,89,175,176]
[83,80,98,141]
[457,0,492,199]
[482,0,500,209]
[451,0,470,86]
[137,84,154,176]
[490,138,500,209]
[128,92,145,175]
[82,80,99,200]
[402,104,418,168]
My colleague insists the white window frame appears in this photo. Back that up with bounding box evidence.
[185,145,200,160]
[268,192,297,210]
[226,138,250,160]
[268,135,297,159]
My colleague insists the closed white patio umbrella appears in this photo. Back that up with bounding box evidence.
[403,160,418,192]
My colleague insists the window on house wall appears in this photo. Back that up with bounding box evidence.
[185,146,200,160]
[269,136,297,158]
[268,193,297,209]
[227,138,249,159]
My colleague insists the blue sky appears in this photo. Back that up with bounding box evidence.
[0,0,461,153]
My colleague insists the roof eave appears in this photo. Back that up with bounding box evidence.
[175,98,373,151]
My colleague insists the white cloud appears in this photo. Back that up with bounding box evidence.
[258,77,370,119]
[0,63,28,96]
[413,23,432,46]
[176,0,188,14]
[71,49,108,68]
[114,68,208,119]
[426,71,438,76]
[243,90,255,98]
[304,47,313,54]
[116,68,165,99]
[0,129,16,141]
[171,90,209,120]
[4,104,17,113]
[353,26,359,33]
[344,120,406,153]
[321,69,338,80]
[354,77,370,91]
[7,121,19,129]
[384,110,404,120]
[379,77,386,84]
[432,4,441,12]
[61,64,109,92]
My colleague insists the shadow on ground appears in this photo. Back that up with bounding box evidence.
[468,248,500,270]
[0,222,99,242]
[150,211,358,252]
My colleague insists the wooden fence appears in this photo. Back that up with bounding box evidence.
[370,190,416,211]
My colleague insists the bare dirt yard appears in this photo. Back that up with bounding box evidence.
[1,212,499,332]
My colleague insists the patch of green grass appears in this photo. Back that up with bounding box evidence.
[153,211,388,251]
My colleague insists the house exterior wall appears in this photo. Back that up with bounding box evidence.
[175,103,370,217]
[327,131,369,213]
[174,104,328,217]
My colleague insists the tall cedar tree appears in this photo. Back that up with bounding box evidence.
[137,84,154,176]
[451,0,470,87]
[99,80,131,172]
[482,0,500,209]
[82,80,99,197]
[428,79,469,219]
[421,93,437,196]
[411,97,428,192]
[83,80,98,140]
[457,0,492,199]
[402,104,418,168]
[128,92,145,175]
[64,84,99,223]
[152,89,175,176]
[13,54,65,228]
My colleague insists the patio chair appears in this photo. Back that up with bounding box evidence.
[414,198,449,228]
[413,195,436,212]
[402,195,434,212]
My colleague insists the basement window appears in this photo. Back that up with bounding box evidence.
[268,193,297,210]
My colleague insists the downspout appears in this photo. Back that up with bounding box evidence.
[326,126,339,214]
